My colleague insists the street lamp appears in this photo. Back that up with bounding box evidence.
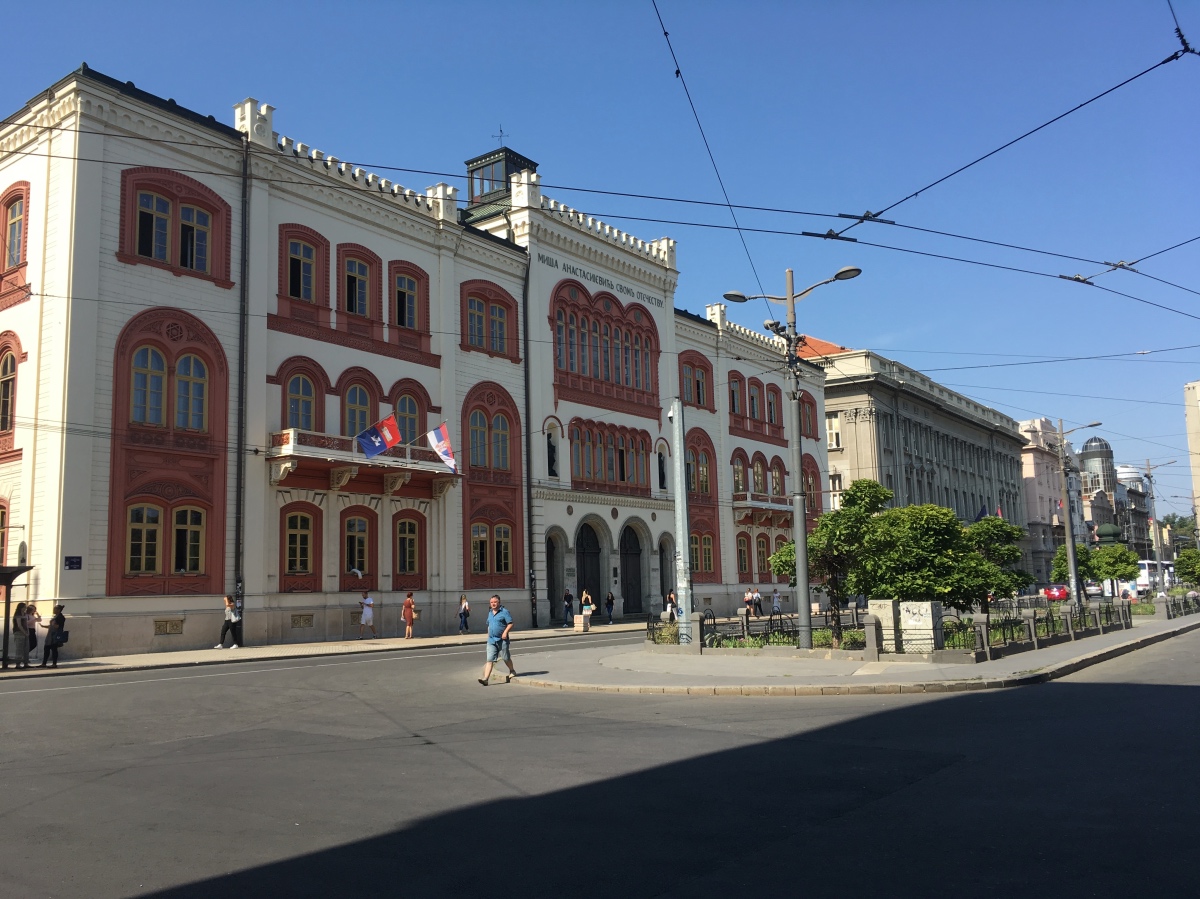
[723,266,861,649]
[1054,419,1101,605]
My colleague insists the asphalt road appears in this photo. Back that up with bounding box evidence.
[0,628,1196,898]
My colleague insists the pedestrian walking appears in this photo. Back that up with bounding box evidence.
[752,586,763,618]
[214,595,241,649]
[743,588,754,618]
[562,589,574,628]
[581,589,593,620]
[605,591,616,625]
[403,592,416,639]
[665,590,677,621]
[478,595,517,685]
[458,594,470,634]
[358,591,377,639]
[771,588,781,615]
[11,602,30,669]
[39,605,66,669]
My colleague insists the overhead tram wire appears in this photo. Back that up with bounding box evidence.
[833,48,1191,238]
[5,125,1200,301]
[649,0,772,319]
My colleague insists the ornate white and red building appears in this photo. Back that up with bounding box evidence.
[0,66,826,655]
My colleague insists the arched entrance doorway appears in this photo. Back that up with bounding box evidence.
[546,534,564,621]
[620,526,643,614]
[575,523,602,605]
[659,535,675,605]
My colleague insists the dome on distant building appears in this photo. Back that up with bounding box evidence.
[1081,436,1112,453]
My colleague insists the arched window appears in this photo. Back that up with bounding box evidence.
[5,195,25,269]
[602,325,611,380]
[571,427,582,478]
[733,458,746,493]
[756,535,769,576]
[395,394,418,446]
[580,318,590,377]
[287,375,315,430]
[0,352,14,432]
[804,468,819,509]
[494,524,513,574]
[658,451,667,490]
[772,464,784,497]
[131,346,165,425]
[753,460,766,494]
[288,239,315,301]
[698,452,710,494]
[344,515,369,573]
[689,533,700,572]
[489,304,508,354]
[555,310,566,368]
[749,385,761,420]
[492,414,510,470]
[286,511,313,574]
[344,258,369,316]
[396,518,419,575]
[467,297,486,348]
[686,449,697,493]
[469,410,488,467]
[695,368,706,407]
[567,314,577,372]
[583,431,593,478]
[172,507,205,573]
[127,504,163,573]
[766,391,777,425]
[633,336,642,389]
[395,273,417,329]
[175,354,207,431]
[591,322,600,379]
[344,384,370,436]
[737,536,749,574]
[471,523,489,573]
[682,364,694,403]
[729,380,741,415]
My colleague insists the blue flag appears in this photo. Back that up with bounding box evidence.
[355,414,401,459]
[974,505,988,522]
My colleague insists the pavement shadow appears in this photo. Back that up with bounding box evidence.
[140,680,1200,898]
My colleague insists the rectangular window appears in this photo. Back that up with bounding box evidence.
[689,534,699,572]
[489,305,507,354]
[468,298,486,347]
[702,535,714,572]
[137,192,170,262]
[127,505,161,574]
[173,508,204,573]
[827,412,841,449]
[288,241,314,300]
[730,382,741,415]
[179,206,210,273]
[830,474,843,510]
[345,259,369,316]
[397,519,418,574]
[495,524,512,574]
[682,365,693,403]
[749,387,760,420]
[695,369,706,407]
[5,199,23,269]
[395,275,417,329]
[344,517,368,573]
[767,393,777,424]
[737,538,749,574]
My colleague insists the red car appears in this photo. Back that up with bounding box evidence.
[1045,585,1069,600]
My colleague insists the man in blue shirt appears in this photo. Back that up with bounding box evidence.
[478,594,517,685]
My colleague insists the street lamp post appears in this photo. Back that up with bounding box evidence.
[1055,419,1101,605]
[724,265,861,649]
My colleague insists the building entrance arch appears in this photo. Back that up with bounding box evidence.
[619,526,643,614]
[575,523,602,606]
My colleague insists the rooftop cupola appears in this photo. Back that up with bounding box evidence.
[465,147,538,206]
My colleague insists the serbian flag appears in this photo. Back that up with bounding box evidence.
[426,424,458,474]
[996,506,1003,519]
[356,414,402,458]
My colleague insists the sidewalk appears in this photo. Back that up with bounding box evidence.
[0,620,646,680]
[516,615,1200,696]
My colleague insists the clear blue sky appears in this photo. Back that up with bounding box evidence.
[7,1,1199,515]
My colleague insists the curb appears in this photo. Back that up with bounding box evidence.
[0,625,645,681]
[517,618,1200,696]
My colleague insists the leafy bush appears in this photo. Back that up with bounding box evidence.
[650,624,679,644]
[1131,602,1157,616]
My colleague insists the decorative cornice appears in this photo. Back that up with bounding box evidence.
[533,487,676,510]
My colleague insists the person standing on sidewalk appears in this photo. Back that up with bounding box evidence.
[458,594,470,634]
[752,586,764,618]
[358,591,378,639]
[562,589,574,628]
[478,595,517,686]
[215,595,240,649]
[604,591,616,625]
[39,605,66,668]
[402,592,416,639]
[11,602,30,669]
[25,603,40,658]
[771,587,782,615]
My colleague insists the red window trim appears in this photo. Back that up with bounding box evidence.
[280,501,323,593]
[462,381,523,590]
[801,452,823,530]
[750,451,770,501]
[335,244,384,342]
[566,418,653,497]
[736,530,753,583]
[0,181,31,310]
[116,167,233,288]
[461,279,521,363]
[797,390,818,439]
[392,509,428,592]
[334,366,384,437]
[270,357,333,432]
[277,223,331,324]
[728,369,786,446]
[388,260,432,353]
[339,505,379,593]
[0,330,25,457]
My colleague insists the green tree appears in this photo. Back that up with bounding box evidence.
[1050,543,1095,585]
[1162,513,1196,550]
[769,478,892,648]
[1091,544,1140,596]
[1174,547,1200,585]
[963,517,1034,609]
[856,504,985,611]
